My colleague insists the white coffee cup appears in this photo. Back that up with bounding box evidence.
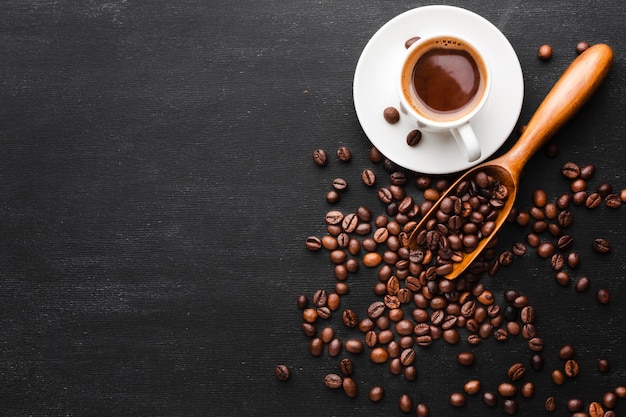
[398,34,492,162]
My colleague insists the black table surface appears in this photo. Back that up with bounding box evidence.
[1,1,625,416]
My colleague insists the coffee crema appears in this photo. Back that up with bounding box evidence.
[401,36,488,122]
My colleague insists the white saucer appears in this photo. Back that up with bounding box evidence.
[353,5,524,174]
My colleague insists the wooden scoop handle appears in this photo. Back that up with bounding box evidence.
[500,44,613,173]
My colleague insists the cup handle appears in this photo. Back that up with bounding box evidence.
[451,122,481,162]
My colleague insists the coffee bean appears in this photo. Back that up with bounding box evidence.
[596,288,611,304]
[363,252,382,267]
[498,382,517,397]
[325,210,344,225]
[342,377,358,398]
[369,347,388,364]
[305,236,322,251]
[483,391,498,407]
[537,241,556,258]
[383,106,400,124]
[406,129,422,147]
[562,162,580,178]
[502,398,519,415]
[567,251,580,269]
[592,238,611,253]
[596,182,613,197]
[588,401,604,417]
[313,149,328,166]
[344,339,363,354]
[586,192,602,208]
[449,392,466,407]
[507,362,526,381]
[313,289,328,307]
[302,308,318,323]
[531,353,545,371]
[342,309,358,328]
[324,373,343,388]
[415,403,429,417]
[521,381,534,398]
[275,364,290,381]
[332,177,348,191]
[457,351,475,366]
[597,358,610,373]
[575,276,591,292]
[396,393,412,413]
[310,337,323,356]
[603,391,618,409]
[605,193,622,208]
[317,306,331,319]
[558,344,575,360]
[567,398,584,412]
[336,146,351,162]
[571,178,587,193]
[550,253,564,270]
[339,357,353,376]
[545,396,557,412]
[464,379,481,395]
[555,271,571,287]
[520,306,535,324]
[369,386,384,402]
[528,337,544,351]
[361,169,376,186]
[564,359,580,377]
[321,326,334,343]
[551,369,565,385]
[576,41,591,54]
[301,322,316,337]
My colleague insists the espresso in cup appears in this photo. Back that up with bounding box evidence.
[401,36,489,123]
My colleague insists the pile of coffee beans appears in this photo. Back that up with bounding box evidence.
[275,142,625,416]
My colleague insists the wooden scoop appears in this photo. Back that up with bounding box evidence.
[407,43,614,279]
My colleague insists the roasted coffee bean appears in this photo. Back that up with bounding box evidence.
[363,252,382,267]
[370,347,389,363]
[399,393,413,413]
[369,386,384,402]
[313,149,328,166]
[592,238,611,253]
[562,162,580,178]
[310,337,324,356]
[571,178,587,193]
[596,288,611,304]
[390,359,402,375]
[528,337,544,351]
[550,253,564,270]
[369,146,384,163]
[361,169,376,186]
[498,250,514,266]
[464,379,481,395]
[507,362,526,381]
[567,398,584,412]
[537,43,554,60]
[597,358,610,373]
[575,276,591,292]
[545,396,557,412]
[339,357,353,376]
[383,106,400,124]
[603,391,617,409]
[531,353,545,371]
[301,322,316,337]
[576,41,591,54]
[336,146,351,162]
[449,392,466,407]
[406,129,422,147]
[564,359,580,377]
[305,236,322,251]
[297,294,309,309]
[572,190,588,205]
[588,401,604,417]
[317,306,331,319]
[313,289,328,307]
[321,327,335,343]
[342,377,358,398]
[302,308,318,323]
[498,382,517,397]
[275,364,290,381]
[324,373,343,388]
[558,210,574,227]
[567,251,580,269]
[457,351,475,366]
[415,403,429,417]
[344,339,363,354]
[605,193,622,208]
[558,344,575,360]
[521,381,534,398]
[483,391,498,407]
[342,309,358,328]
[537,241,556,258]
[552,369,565,385]
[520,306,535,324]
[586,192,602,208]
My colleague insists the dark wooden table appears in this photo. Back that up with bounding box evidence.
[1,1,625,415]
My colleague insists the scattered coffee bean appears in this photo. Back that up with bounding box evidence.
[383,106,400,124]
[575,276,591,292]
[483,391,498,407]
[398,393,413,413]
[312,148,328,166]
[507,362,526,381]
[561,161,580,179]
[603,391,618,409]
[551,369,565,385]
[588,401,604,417]
[568,398,584,412]
[538,44,553,60]
[275,364,290,381]
[361,169,376,186]
[545,396,557,412]
[336,146,351,162]
[464,379,481,395]
[342,377,358,398]
[596,288,611,304]
[324,373,343,388]
[449,392,466,407]
[576,41,591,54]
[369,386,384,402]
[521,381,534,398]
[415,403,429,417]
[558,344,575,360]
[597,358,610,373]
[457,351,475,366]
[502,398,519,415]
[564,359,580,377]
[592,238,611,253]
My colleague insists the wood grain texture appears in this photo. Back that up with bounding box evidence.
[0,1,625,416]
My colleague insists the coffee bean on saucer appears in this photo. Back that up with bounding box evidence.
[404,36,421,49]
[383,106,400,124]
[406,129,422,147]
[538,44,553,60]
